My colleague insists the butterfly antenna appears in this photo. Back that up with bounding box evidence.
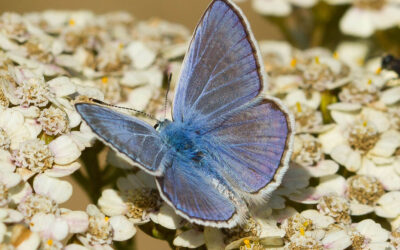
[90,99,160,122]
[163,73,172,119]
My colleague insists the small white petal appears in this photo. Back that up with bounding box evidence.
[47,76,76,97]
[153,203,183,230]
[0,149,16,173]
[285,89,321,109]
[33,175,72,203]
[49,135,81,165]
[61,210,89,233]
[375,191,400,218]
[369,130,400,157]
[125,85,154,112]
[3,209,23,223]
[12,106,40,118]
[358,158,400,191]
[301,209,335,229]
[15,231,40,250]
[350,202,374,216]
[0,171,21,188]
[98,189,127,216]
[330,110,358,127]
[381,86,400,105]
[340,8,374,38]
[330,145,361,172]
[44,162,81,177]
[110,215,136,241]
[328,102,361,112]
[361,108,389,132]
[173,229,205,248]
[9,182,32,204]
[356,219,389,242]
[252,0,292,16]
[322,230,352,249]
[304,160,339,177]
[125,42,156,69]
[318,125,346,154]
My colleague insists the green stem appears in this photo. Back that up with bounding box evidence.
[79,141,105,202]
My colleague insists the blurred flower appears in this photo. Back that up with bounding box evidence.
[340,0,400,37]
[252,0,317,16]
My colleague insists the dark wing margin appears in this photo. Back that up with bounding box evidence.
[75,102,169,176]
[173,0,266,124]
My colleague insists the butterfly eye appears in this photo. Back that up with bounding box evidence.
[154,123,159,129]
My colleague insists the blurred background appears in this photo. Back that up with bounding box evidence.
[0,1,279,249]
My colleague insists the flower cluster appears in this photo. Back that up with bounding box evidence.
[251,0,400,38]
[0,10,188,249]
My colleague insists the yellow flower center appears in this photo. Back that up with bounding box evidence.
[333,52,339,59]
[47,239,53,246]
[68,19,75,26]
[296,102,302,113]
[243,239,251,248]
[290,58,297,67]
[101,76,109,84]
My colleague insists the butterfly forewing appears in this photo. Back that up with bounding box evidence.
[173,0,264,124]
[75,103,169,176]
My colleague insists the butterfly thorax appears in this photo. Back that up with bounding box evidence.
[159,120,205,163]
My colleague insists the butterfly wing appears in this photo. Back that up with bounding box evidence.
[173,0,264,124]
[156,157,245,228]
[207,97,294,197]
[75,103,169,176]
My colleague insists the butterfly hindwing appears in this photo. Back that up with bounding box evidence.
[173,0,264,124]
[75,103,169,176]
[156,157,243,228]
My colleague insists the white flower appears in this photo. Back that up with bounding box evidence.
[38,106,69,136]
[352,219,392,249]
[346,175,385,216]
[205,213,284,249]
[98,170,162,225]
[317,194,351,224]
[173,229,205,249]
[340,0,400,37]
[0,108,37,150]
[125,41,156,69]
[319,107,398,172]
[252,0,317,16]
[288,174,347,204]
[12,138,54,174]
[78,204,135,247]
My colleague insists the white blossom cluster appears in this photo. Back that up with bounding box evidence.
[0,10,189,249]
[0,8,400,250]
[251,0,400,38]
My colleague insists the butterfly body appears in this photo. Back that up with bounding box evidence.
[75,0,294,228]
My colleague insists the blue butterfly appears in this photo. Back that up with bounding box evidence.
[75,0,294,228]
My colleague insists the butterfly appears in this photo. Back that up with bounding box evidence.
[75,0,294,228]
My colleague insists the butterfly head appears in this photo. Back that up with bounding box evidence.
[154,119,172,131]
